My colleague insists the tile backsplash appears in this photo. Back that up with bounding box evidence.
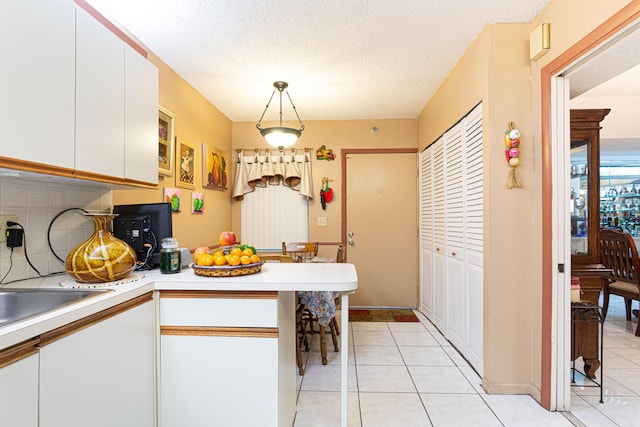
[0,176,112,284]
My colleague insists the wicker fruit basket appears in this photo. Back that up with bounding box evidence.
[191,261,264,277]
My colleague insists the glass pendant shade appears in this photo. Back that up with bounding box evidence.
[256,81,305,149]
[260,127,300,148]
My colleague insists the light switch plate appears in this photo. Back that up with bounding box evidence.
[317,216,327,227]
[0,215,18,243]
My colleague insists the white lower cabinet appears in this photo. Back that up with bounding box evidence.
[158,291,296,427]
[0,345,39,427]
[39,295,155,427]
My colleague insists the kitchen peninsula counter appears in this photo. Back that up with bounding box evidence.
[0,263,357,348]
[0,262,357,427]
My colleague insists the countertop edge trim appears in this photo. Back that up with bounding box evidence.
[0,337,40,369]
[160,326,278,338]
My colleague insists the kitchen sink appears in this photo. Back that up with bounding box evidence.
[0,288,113,328]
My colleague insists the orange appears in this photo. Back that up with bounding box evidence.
[242,248,254,257]
[198,254,215,266]
[227,255,241,266]
[229,247,243,257]
[213,249,224,258]
[213,255,227,266]
[249,254,260,263]
[240,255,251,265]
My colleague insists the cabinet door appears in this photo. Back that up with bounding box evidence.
[160,335,279,427]
[419,147,434,317]
[75,7,125,178]
[0,0,75,169]
[466,250,484,374]
[40,300,154,427]
[125,46,158,184]
[445,122,466,348]
[0,353,39,427]
[464,105,484,375]
[432,137,446,332]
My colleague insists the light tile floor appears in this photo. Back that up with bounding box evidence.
[571,294,640,426]
[294,310,575,427]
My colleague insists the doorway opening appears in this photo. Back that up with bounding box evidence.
[542,7,640,411]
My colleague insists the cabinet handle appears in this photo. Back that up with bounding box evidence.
[436,248,440,251]
[451,252,456,256]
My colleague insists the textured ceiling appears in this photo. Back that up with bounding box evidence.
[85,0,550,122]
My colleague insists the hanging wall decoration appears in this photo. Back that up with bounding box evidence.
[158,107,175,176]
[320,177,334,210]
[202,142,228,190]
[163,187,182,212]
[316,145,336,160]
[504,122,523,189]
[176,137,196,190]
[191,191,204,214]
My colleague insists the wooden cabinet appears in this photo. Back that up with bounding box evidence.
[0,0,76,171]
[0,1,158,188]
[570,109,610,265]
[570,109,611,380]
[0,340,39,427]
[419,103,484,374]
[158,290,296,427]
[39,294,155,427]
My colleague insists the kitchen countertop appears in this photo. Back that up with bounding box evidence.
[0,262,358,350]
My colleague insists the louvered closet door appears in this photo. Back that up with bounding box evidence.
[432,138,446,332]
[445,122,467,351]
[418,103,484,374]
[465,104,484,375]
[419,146,434,318]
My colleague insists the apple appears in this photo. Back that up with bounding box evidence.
[219,231,237,246]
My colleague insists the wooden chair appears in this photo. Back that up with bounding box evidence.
[283,241,340,364]
[282,242,318,262]
[599,228,640,336]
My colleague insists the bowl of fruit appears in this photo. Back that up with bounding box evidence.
[191,232,263,277]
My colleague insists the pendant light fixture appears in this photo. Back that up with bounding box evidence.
[256,81,305,149]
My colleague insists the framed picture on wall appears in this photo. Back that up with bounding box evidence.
[175,137,196,189]
[202,142,228,190]
[158,106,175,176]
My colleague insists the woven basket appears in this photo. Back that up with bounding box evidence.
[191,261,264,277]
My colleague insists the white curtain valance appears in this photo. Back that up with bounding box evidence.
[232,148,314,201]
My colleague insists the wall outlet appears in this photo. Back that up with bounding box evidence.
[0,215,18,243]
[317,216,327,227]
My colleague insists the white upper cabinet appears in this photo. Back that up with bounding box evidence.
[0,1,158,187]
[125,46,159,184]
[0,0,75,169]
[75,7,126,178]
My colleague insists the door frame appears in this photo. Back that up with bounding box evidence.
[541,2,640,410]
[340,148,419,253]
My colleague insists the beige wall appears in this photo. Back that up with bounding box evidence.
[113,52,234,250]
[417,0,635,404]
[231,119,418,258]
